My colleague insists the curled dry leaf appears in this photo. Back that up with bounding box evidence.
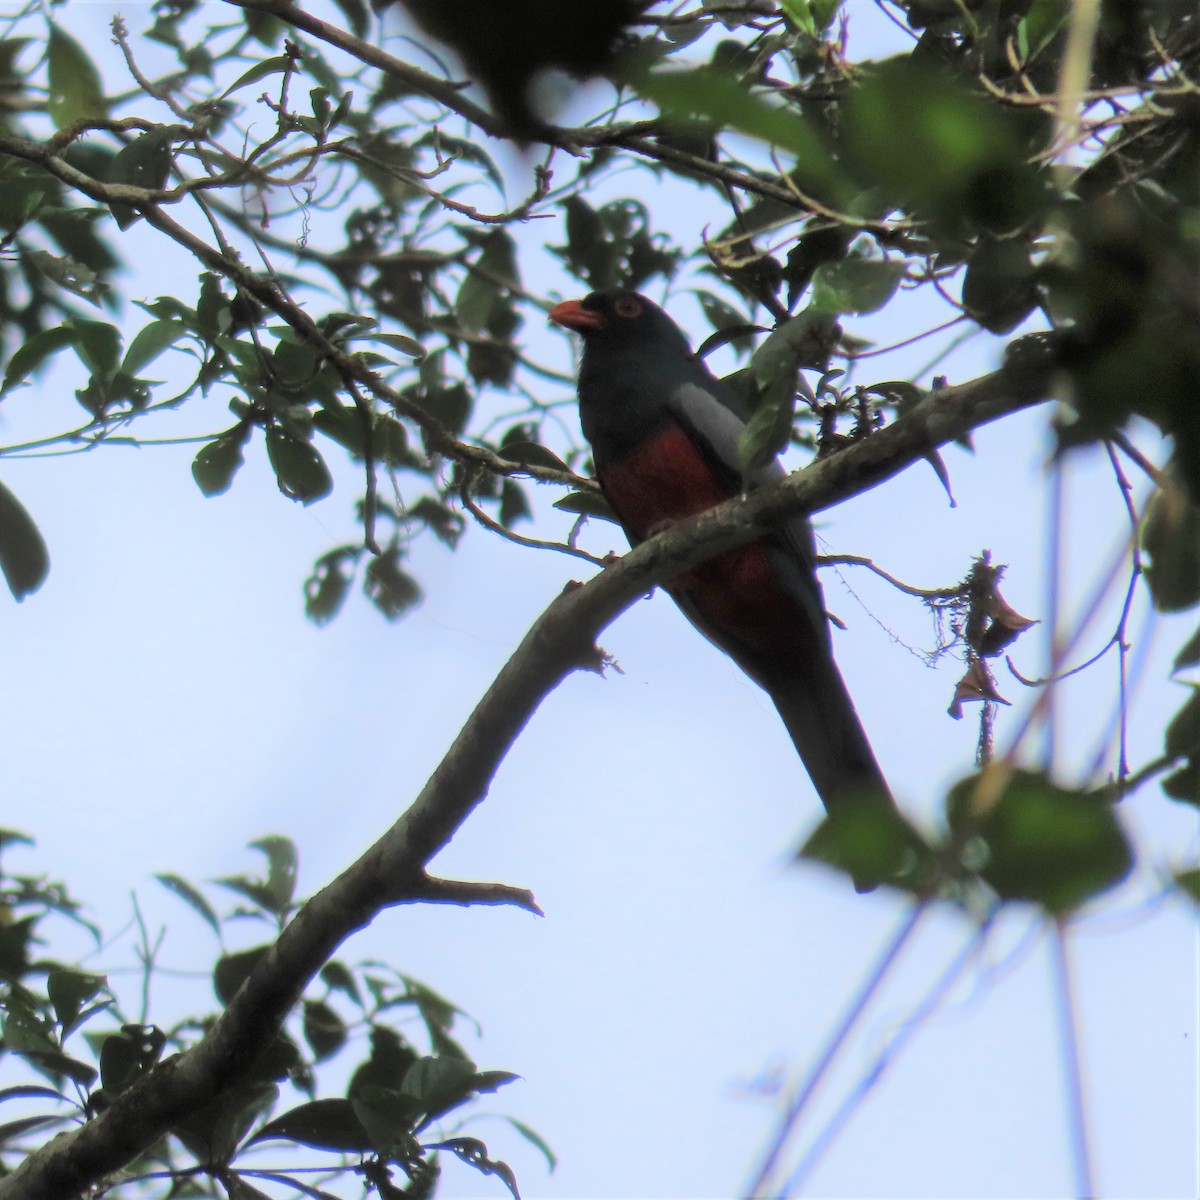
[948,659,1011,719]
[978,587,1039,657]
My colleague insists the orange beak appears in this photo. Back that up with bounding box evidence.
[548,299,605,332]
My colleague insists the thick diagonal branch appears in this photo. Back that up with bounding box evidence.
[0,363,1052,1200]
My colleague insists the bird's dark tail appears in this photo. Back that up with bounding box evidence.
[764,651,894,816]
[766,653,898,891]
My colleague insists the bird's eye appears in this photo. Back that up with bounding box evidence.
[613,295,642,319]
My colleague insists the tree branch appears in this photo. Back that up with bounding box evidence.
[0,358,1052,1200]
[0,132,590,493]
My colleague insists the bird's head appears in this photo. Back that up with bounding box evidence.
[549,291,694,360]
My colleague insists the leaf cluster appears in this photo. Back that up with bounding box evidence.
[0,835,545,1199]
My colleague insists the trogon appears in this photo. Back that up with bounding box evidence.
[550,289,894,817]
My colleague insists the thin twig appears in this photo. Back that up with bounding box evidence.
[744,902,929,1198]
[817,553,964,600]
[459,475,605,566]
[1051,922,1095,1199]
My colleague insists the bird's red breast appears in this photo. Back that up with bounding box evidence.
[600,425,807,670]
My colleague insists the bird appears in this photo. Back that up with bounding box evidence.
[549,289,895,820]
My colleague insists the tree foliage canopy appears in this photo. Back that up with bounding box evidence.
[1,0,1198,1196]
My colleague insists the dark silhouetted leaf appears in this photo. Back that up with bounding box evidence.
[155,873,222,936]
[553,490,618,522]
[365,548,423,619]
[47,970,107,1038]
[962,238,1038,334]
[108,128,175,229]
[175,1081,278,1165]
[251,1098,373,1153]
[1175,867,1200,904]
[1,327,75,395]
[305,548,357,625]
[426,1136,521,1200]
[302,1000,348,1062]
[0,481,50,600]
[1141,486,1200,613]
[1175,627,1200,671]
[193,425,250,497]
[267,425,334,504]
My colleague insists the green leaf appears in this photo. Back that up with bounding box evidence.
[1174,626,1200,670]
[426,1136,520,1200]
[47,25,107,129]
[497,440,569,472]
[25,249,104,305]
[302,999,347,1062]
[780,0,817,36]
[842,60,1049,234]
[250,1098,372,1153]
[1141,486,1200,613]
[1164,762,1199,806]
[220,55,292,99]
[349,1026,419,1099]
[46,971,107,1039]
[364,548,422,620]
[1166,687,1200,759]
[304,548,356,626]
[121,319,189,377]
[0,1114,72,1147]
[329,0,369,37]
[354,331,427,360]
[319,961,363,1008]
[352,1088,424,1159]
[1,327,76,395]
[693,289,755,354]
[0,481,50,601]
[499,480,531,527]
[266,425,333,505]
[504,1117,557,1172]
[418,381,472,438]
[0,1084,71,1106]
[107,128,175,229]
[738,309,835,474]
[801,799,933,892]
[66,318,121,380]
[155,873,222,936]
[456,271,499,333]
[738,377,795,477]
[193,425,250,498]
[962,238,1038,334]
[1174,867,1200,904]
[947,769,1133,913]
[249,835,298,913]
[402,1055,477,1126]
[810,256,904,315]
[631,66,846,202]
[1018,0,1069,64]
[552,490,619,523]
[175,1081,277,1165]
[410,497,465,547]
